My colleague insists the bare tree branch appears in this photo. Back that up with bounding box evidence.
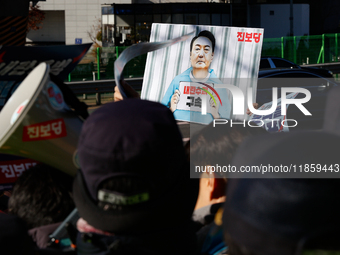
[27,3,45,32]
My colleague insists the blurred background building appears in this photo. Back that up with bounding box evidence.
[2,1,340,47]
[22,0,310,46]
[29,0,311,46]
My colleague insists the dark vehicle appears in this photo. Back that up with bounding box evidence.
[260,56,333,78]
[256,69,338,130]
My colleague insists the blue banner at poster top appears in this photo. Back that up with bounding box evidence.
[0,43,92,81]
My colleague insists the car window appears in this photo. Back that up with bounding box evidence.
[260,59,271,69]
[272,59,297,68]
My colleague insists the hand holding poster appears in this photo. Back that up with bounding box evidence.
[114,31,195,98]
[141,24,264,124]
[176,82,230,121]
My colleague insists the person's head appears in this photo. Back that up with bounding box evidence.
[223,131,340,255]
[188,123,267,210]
[73,99,199,235]
[8,164,74,229]
[190,30,215,72]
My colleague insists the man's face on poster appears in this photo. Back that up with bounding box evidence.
[190,36,214,71]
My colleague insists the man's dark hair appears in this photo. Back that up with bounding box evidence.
[8,164,75,229]
[190,30,216,53]
[186,123,267,198]
[224,232,256,255]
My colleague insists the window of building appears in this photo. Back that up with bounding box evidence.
[199,14,210,25]
[172,14,183,24]
[212,14,221,26]
[136,15,152,42]
[154,14,161,23]
[106,3,235,46]
[184,14,198,25]
[102,6,114,15]
[162,14,171,23]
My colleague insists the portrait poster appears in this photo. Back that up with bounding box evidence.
[141,24,264,124]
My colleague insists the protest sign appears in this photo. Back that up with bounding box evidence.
[141,24,263,124]
[177,82,211,113]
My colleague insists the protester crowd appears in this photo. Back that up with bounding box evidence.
[0,80,339,255]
